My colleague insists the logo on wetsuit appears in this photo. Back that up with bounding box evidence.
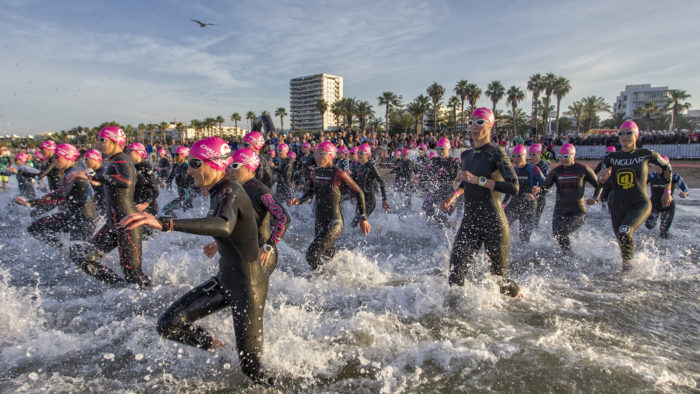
[616,170,635,189]
[261,193,288,244]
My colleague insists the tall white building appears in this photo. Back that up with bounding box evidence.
[289,73,343,131]
[614,84,669,119]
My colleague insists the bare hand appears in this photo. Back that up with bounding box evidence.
[679,191,688,198]
[289,198,300,206]
[135,202,149,212]
[443,198,455,212]
[259,247,271,267]
[525,193,536,201]
[598,168,612,183]
[586,198,598,205]
[531,186,541,195]
[8,167,17,174]
[360,220,371,236]
[14,196,30,207]
[382,200,391,212]
[90,180,102,186]
[463,171,479,184]
[119,212,163,230]
[203,241,218,258]
[661,193,673,208]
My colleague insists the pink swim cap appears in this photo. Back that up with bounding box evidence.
[189,137,233,171]
[606,146,616,153]
[437,137,451,149]
[270,150,276,158]
[176,146,189,156]
[99,126,126,147]
[55,143,80,161]
[428,152,437,159]
[40,140,57,152]
[559,143,576,156]
[128,142,147,159]
[317,141,337,159]
[85,149,103,163]
[471,107,495,127]
[301,142,311,149]
[401,148,409,155]
[338,146,349,155]
[529,144,542,154]
[35,151,46,161]
[349,147,359,155]
[231,148,260,172]
[512,144,527,155]
[158,148,167,156]
[243,131,265,151]
[288,151,297,159]
[393,150,401,157]
[15,152,29,162]
[359,143,371,155]
[619,120,639,134]
[277,143,289,154]
[419,143,428,151]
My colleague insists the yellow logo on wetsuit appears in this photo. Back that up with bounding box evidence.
[616,170,635,189]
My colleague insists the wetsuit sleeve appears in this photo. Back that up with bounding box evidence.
[600,155,611,170]
[338,169,367,217]
[283,161,293,185]
[673,173,688,192]
[534,166,546,187]
[542,170,557,191]
[29,180,75,207]
[18,166,42,177]
[170,192,238,237]
[167,165,177,183]
[298,173,314,204]
[93,160,134,188]
[261,192,291,245]
[142,167,158,202]
[371,164,387,201]
[650,151,672,174]
[584,165,603,200]
[594,161,603,174]
[493,148,519,195]
[37,160,55,180]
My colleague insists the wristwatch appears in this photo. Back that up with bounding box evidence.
[159,216,174,232]
[263,244,274,253]
[478,176,487,187]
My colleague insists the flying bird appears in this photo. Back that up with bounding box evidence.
[191,19,217,28]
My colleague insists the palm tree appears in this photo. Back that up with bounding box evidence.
[330,103,343,127]
[215,115,225,136]
[581,96,612,130]
[246,111,256,130]
[159,122,169,143]
[176,122,186,142]
[527,73,544,133]
[426,82,445,132]
[635,101,661,131]
[504,108,528,136]
[230,113,241,130]
[506,86,525,137]
[603,112,629,129]
[565,101,585,134]
[540,73,558,135]
[147,124,155,145]
[377,92,402,132]
[454,79,470,128]
[448,96,460,127]
[408,94,430,134]
[204,117,215,137]
[553,76,572,137]
[355,100,373,133]
[275,107,287,131]
[485,81,505,114]
[316,99,328,131]
[465,83,481,114]
[667,89,692,131]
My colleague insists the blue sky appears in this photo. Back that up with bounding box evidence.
[1,0,698,135]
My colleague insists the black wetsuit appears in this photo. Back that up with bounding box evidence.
[15,165,41,199]
[27,167,96,248]
[415,155,429,173]
[542,162,602,253]
[274,157,294,203]
[594,156,612,203]
[294,153,314,188]
[155,175,270,384]
[73,152,150,287]
[38,159,65,191]
[163,162,193,216]
[645,173,687,238]
[156,157,171,185]
[298,166,367,270]
[390,159,414,207]
[90,166,107,217]
[532,160,550,226]
[504,164,545,242]
[351,160,387,225]
[600,148,671,265]
[420,156,461,225]
[448,143,520,295]
[243,178,292,277]
[255,153,274,188]
[134,161,159,215]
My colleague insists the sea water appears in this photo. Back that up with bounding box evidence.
[0,184,698,393]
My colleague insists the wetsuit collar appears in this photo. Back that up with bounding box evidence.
[207,173,231,194]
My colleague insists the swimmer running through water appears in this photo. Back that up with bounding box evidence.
[120,137,273,385]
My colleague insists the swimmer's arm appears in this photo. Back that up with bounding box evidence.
[167,199,237,237]
[297,176,314,204]
[542,171,556,191]
[93,160,134,188]
[339,169,367,216]
[372,164,388,201]
[494,149,519,195]
[674,173,688,193]
[584,166,603,200]
[37,160,55,180]
[650,151,672,183]
[262,192,291,246]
